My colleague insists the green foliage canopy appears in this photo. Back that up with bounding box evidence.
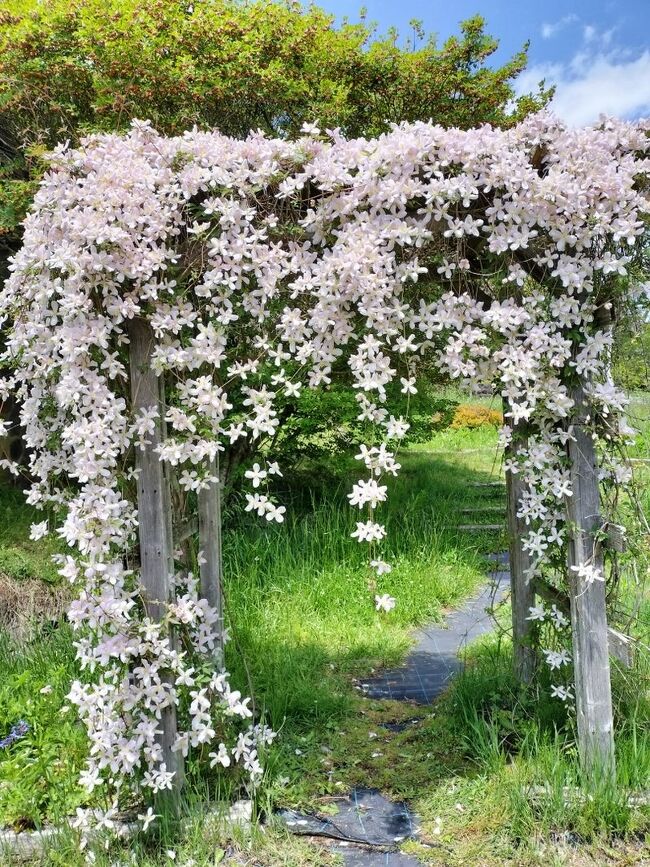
[0,0,550,265]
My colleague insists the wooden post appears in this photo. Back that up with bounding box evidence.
[566,384,615,780]
[198,455,224,661]
[504,410,536,683]
[128,317,184,797]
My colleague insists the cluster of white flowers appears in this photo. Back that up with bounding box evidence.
[543,648,572,670]
[0,113,647,815]
[243,460,285,521]
[527,603,569,629]
[527,601,574,701]
[570,562,605,585]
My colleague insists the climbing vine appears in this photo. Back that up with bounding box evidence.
[0,113,647,833]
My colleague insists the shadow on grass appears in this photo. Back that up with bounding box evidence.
[258,637,650,862]
[221,445,650,855]
[2,434,649,859]
[223,447,508,732]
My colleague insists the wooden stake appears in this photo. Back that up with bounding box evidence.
[128,317,184,796]
[566,384,615,780]
[198,455,224,661]
[504,412,536,683]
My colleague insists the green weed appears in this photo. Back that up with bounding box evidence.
[0,416,648,865]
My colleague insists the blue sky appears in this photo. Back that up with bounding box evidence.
[320,1,650,125]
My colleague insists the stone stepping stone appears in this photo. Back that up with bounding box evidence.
[278,788,417,847]
[360,566,510,704]
[380,719,420,733]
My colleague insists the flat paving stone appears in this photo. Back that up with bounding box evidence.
[380,719,420,733]
[361,563,510,704]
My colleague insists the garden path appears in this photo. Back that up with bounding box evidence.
[279,550,511,865]
[359,552,510,704]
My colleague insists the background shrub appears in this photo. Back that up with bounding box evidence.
[450,403,503,430]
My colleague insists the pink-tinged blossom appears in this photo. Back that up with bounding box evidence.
[29,521,49,541]
[1,112,647,829]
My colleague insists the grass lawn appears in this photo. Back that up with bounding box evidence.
[0,400,648,866]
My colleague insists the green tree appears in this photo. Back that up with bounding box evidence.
[0,0,550,273]
[0,0,551,484]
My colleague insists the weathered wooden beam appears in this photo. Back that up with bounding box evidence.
[505,417,536,684]
[566,384,615,780]
[198,455,224,661]
[603,522,627,553]
[460,506,505,514]
[531,577,567,610]
[173,516,199,545]
[607,627,634,669]
[128,317,184,797]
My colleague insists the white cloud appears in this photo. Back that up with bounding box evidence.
[602,28,615,47]
[541,14,578,39]
[583,24,596,42]
[582,24,616,47]
[516,50,650,126]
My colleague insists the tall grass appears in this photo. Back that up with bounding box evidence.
[0,484,63,584]
[0,414,648,863]
[221,436,505,729]
[434,639,650,847]
[0,626,87,828]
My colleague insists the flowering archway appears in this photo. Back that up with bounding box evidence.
[1,113,647,830]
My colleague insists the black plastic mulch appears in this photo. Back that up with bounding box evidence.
[277,788,417,847]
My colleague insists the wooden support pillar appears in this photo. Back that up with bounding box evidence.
[504,409,536,683]
[198,455,224,662]
[128,317,184,797]
[566,384,615,780]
